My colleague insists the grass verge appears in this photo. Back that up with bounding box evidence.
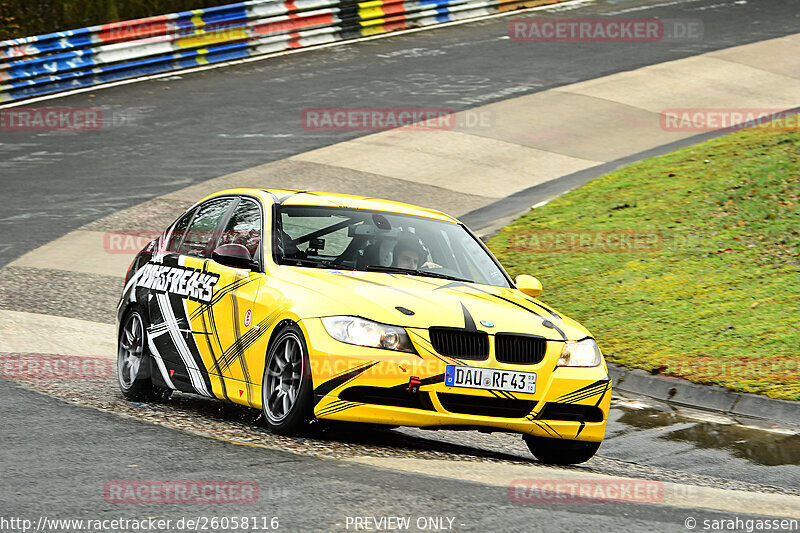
[487,116,799,400]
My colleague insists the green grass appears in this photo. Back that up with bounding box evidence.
[487,117,800,400]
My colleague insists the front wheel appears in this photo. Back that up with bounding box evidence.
[262,325,313,435]
[523,435,601,465]
[117,309,171,402]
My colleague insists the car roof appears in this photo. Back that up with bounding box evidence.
[201,188,460,223]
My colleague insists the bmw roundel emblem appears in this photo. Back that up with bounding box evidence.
[480,320,495,328]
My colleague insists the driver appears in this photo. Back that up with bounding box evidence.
[392,237,440,270]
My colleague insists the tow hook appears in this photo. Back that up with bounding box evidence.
[408,376,422,394]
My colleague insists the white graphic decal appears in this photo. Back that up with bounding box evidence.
[135,262,219,303]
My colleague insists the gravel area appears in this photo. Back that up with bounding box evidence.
[0,266,120,324]
[5,360,798,498]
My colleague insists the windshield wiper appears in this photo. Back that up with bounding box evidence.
[363,265,470,282]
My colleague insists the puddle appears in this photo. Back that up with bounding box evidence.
[616,406,684,429]
[663,423,800,466]
[614,406,800,466]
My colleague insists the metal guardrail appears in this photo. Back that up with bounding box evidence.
[0,0,559,103]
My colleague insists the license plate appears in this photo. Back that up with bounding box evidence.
[445,365,536,394]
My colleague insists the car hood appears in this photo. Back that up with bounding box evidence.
[276,267,591,340]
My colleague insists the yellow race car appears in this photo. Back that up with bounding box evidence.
[117,189,610,464]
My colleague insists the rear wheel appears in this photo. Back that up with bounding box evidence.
[117,310,171,402]
[523,435,601,465]
[262,325,313,435]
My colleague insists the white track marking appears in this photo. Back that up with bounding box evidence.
[0,310,114,356]
[345,456,800,518]
[604,0,707,15]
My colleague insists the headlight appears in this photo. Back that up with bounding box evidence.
[321,316,415,353]
[558,338,602,367]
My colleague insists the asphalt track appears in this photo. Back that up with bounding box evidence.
[1,0,800,530]
[2,0,800,268]
[4,378,787,533]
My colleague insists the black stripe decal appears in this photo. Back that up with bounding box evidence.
[190,276,254,320]
[313,361,379,406]
[433,282,565,338]
[541,420,561,437]
[228,278,254,401]
[534,420,557,437]
[559,390,606,404]
[150,332,193,393]
[217,309,280,373]
[315,400,346,416]
[461,303,476,331]
[168,292,215,396]
[317,401,363,417]
[198,306,229,401]
[556,379,611,403]
[594,382,610,407]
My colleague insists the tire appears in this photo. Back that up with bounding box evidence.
[523,434,601,465]
[261,324,313,435]
[117,309,172,402]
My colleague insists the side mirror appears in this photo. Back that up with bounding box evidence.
[515,274,542,297]
[212,244,256,270]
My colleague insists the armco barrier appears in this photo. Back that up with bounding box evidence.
[0,0,561,104]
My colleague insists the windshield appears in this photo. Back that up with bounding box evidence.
[273,205,511,288]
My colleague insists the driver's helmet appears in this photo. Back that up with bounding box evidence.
[391,236,429,268]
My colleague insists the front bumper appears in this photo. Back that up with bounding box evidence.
[300,319,611,442]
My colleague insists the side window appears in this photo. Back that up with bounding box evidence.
[165,208,196,252]
[179,198,234,257]
[219,199,262,261]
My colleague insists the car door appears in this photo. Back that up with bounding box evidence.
[183,195,269,407]
[142,196,236,397]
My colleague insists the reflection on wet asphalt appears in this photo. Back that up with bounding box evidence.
[601,398,800,492]
[615,407,683,431]
[615,406,800,467]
